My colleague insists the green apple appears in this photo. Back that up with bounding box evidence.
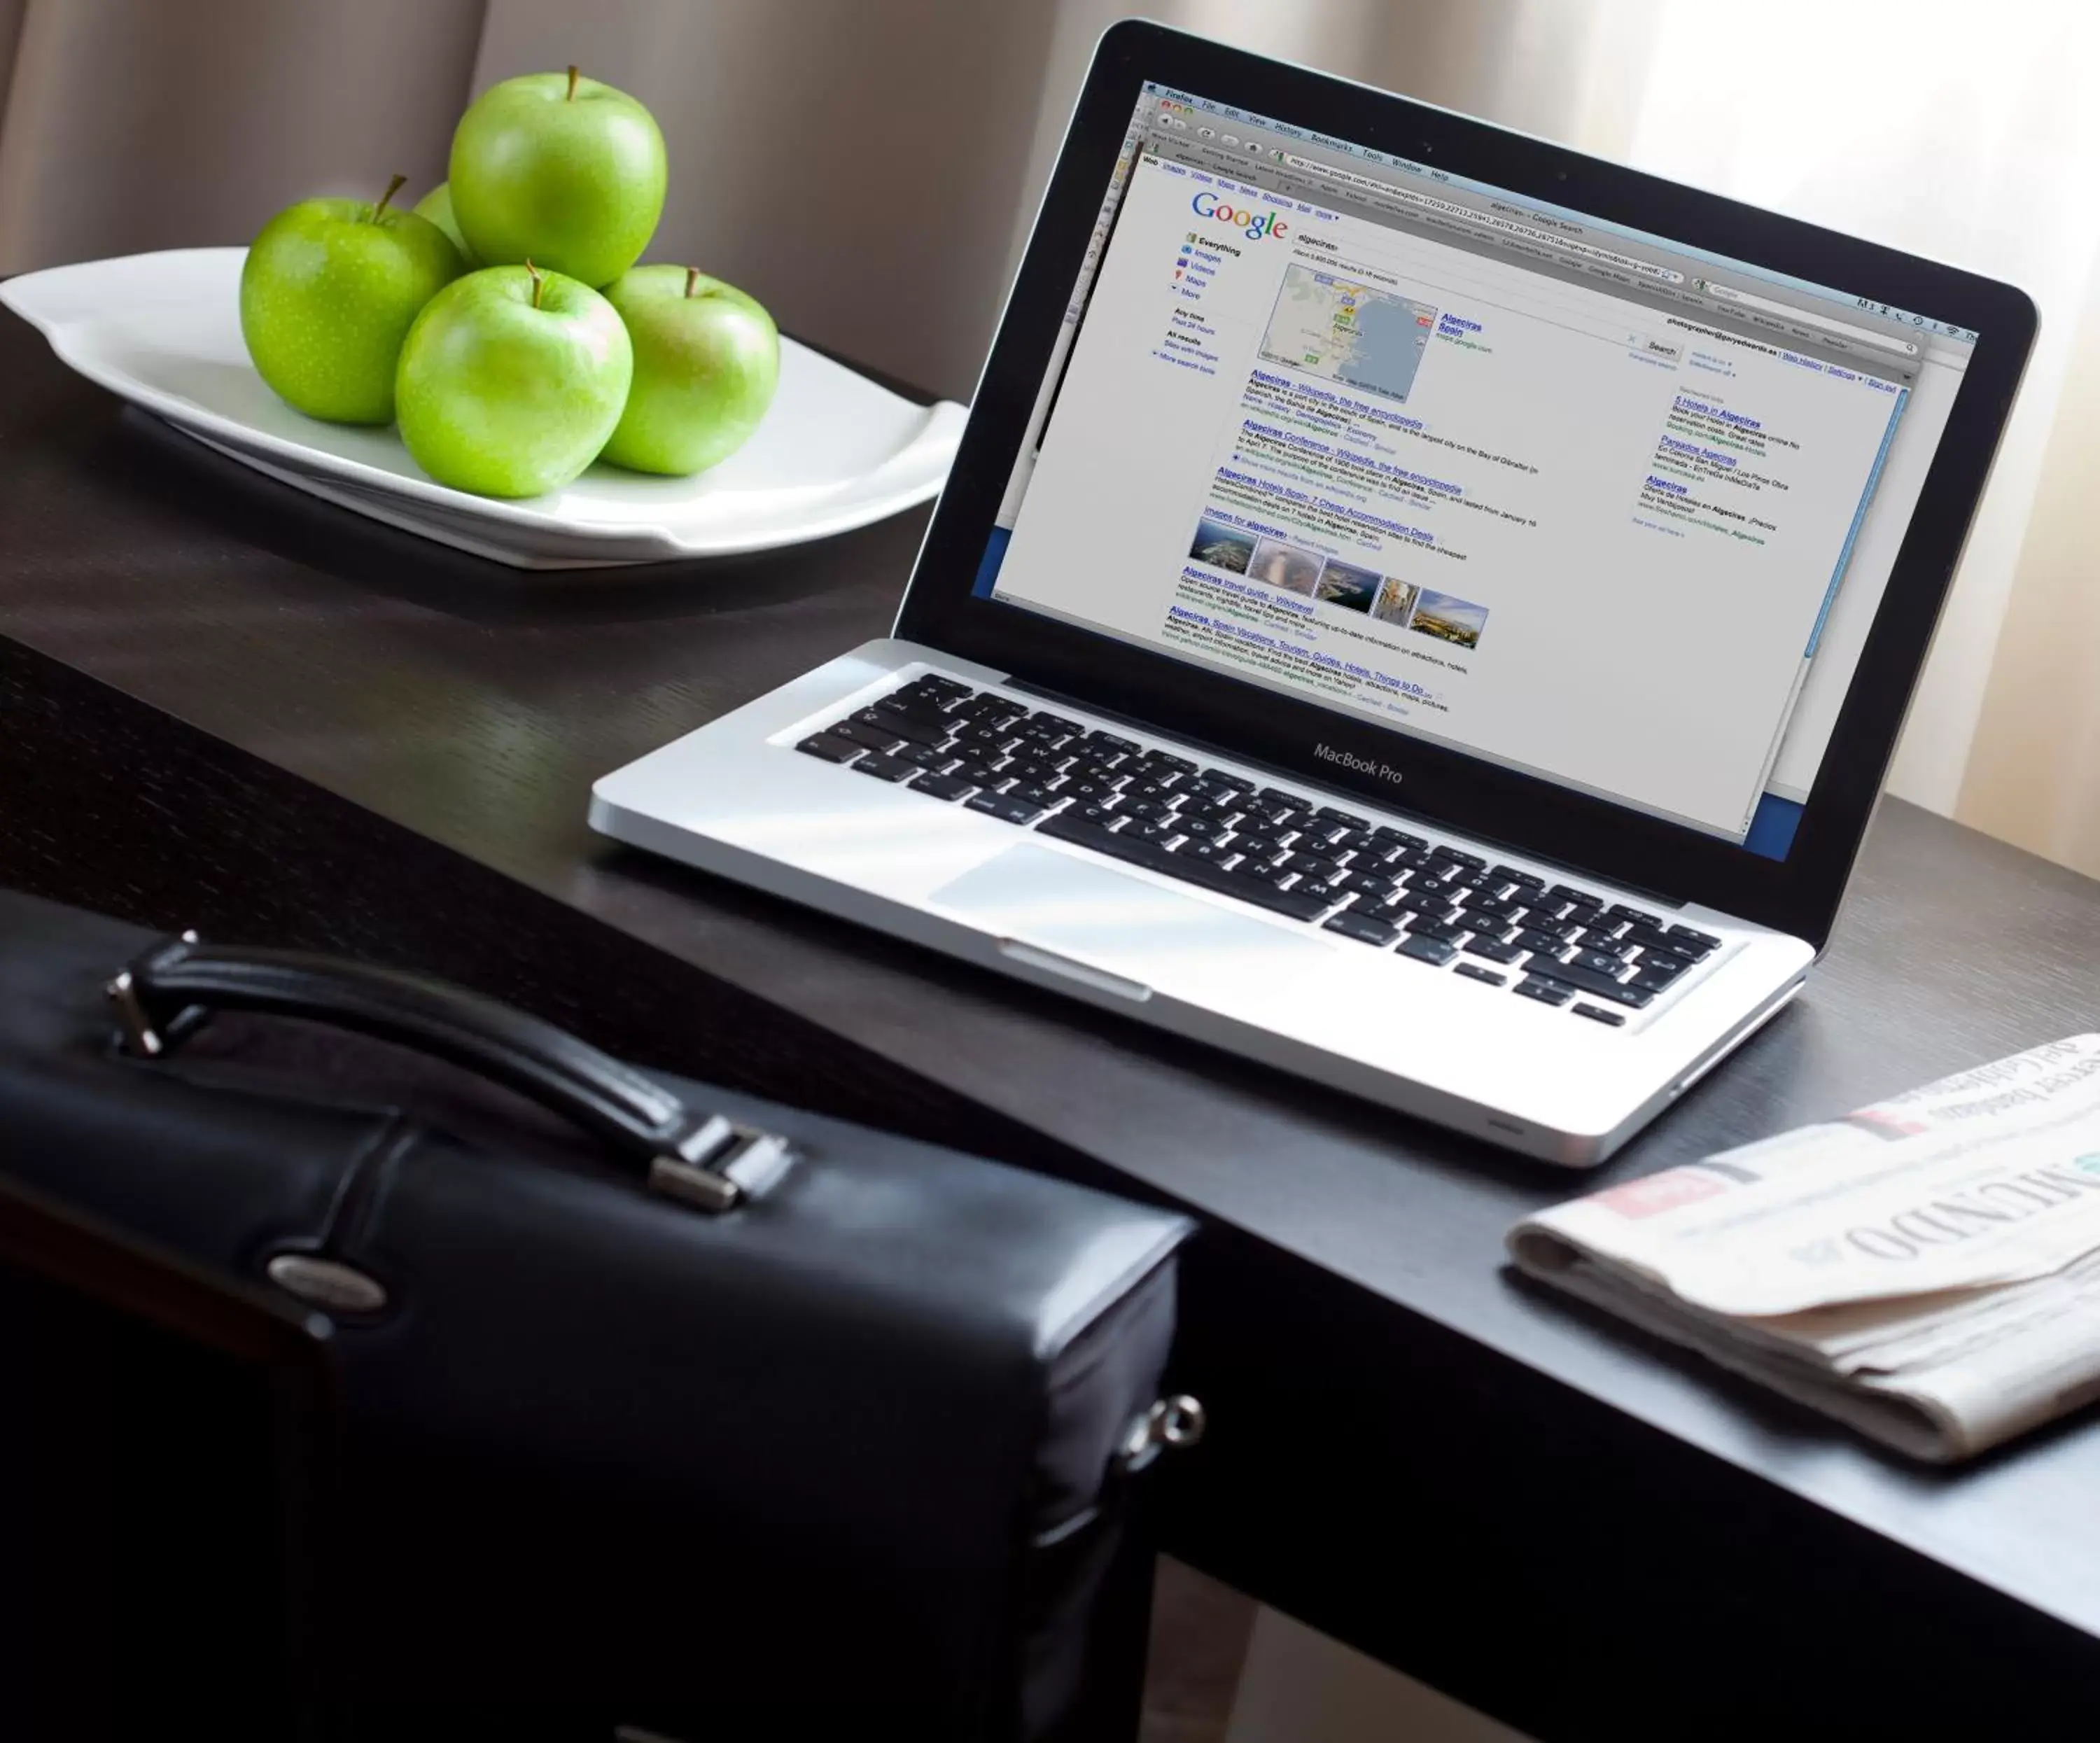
[239,174,464,424]
[449,65,666,288]
[598,266,779,476]
[394,260,633,498]
[411,181,477,267]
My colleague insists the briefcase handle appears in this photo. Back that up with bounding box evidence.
[106,933,788,1214]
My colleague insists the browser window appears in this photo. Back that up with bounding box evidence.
[976,83,1977,859]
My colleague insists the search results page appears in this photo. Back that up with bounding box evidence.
[989,150,1912,840]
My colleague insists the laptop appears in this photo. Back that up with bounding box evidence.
[592,20,2035,1166]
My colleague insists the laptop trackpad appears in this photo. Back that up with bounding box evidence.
[930,842,1327,1002]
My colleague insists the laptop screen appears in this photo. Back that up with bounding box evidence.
[971,82,1979,862]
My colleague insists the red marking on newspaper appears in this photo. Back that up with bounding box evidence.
[1593,1167,1728,1219]
[1844,1109,1931,1139]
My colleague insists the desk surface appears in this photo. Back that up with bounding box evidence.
[4,310,2098,1737]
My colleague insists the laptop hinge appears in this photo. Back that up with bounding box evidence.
[1001,678,1687,910]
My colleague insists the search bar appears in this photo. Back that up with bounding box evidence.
[1699,280,1919,356]
[1276,153,1684,285]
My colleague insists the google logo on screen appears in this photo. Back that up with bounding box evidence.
[1191,190,1289,240]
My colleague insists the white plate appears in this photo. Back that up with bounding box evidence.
[1,247,965,569]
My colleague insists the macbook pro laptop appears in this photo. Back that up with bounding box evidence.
[592,21,2036,1166]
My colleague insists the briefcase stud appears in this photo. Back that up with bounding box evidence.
[266,1252,390,1316]
[1116,1394,1208,1473]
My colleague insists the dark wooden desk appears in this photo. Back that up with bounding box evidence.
[5,310,2099,1739]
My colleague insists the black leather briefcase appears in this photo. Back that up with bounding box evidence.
[0,890,1200,1740]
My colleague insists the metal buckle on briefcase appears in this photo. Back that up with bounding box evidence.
[647,1114,794,1214]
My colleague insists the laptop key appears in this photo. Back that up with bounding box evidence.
[1453,962,1507,986]
[1572,1002,1628,1028]
[1515,928,1569,958]
[1229,833,1288,866]
[912,774,976,802]
[961,714,1024,740]
[1324,909,1398,946]
[1034,814,1329,920]
[1174,812,1228,842]
[1665,925,1722,958]
[860,706,950,747]
[1462,935,1525,965]
[1635,950,1690,979]
[1620,923,1683,956]
[832,719,904,754]
[1004,783,1059,810]
[1398,934,1457,966]
[967,790,1046,825]
[797,732,862,764]
[1234,860,1298,890]
[1372,827,1429,852]
[1532,959,1656,1007]
[1629,967,1680,995]
[1408,917,1468,944]
[1028,711,1085,737]
[1516,976,1574,1007]
[897,743,956,771]
[1314,806,1371,832]
[1493,865,1546,890]
[852,752,918,783]
[1606,903,1665,930]
[1569,948,1629,979]
[1056,755,1116,782]
[1061,776,1123,803]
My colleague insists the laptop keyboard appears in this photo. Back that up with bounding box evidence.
[797,674,1721,1024]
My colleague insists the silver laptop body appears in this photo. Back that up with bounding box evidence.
[592,24,2032,1166]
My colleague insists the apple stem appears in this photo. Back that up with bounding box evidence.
[685,266,701,298]
[526,258,545,309]
[371,173,407,223]
[566,64,580,102]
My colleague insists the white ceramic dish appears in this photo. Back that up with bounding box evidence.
[1,248,965,569]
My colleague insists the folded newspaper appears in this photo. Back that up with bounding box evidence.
[1508,1035,2100,1463]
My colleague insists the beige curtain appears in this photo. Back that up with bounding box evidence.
[0,0,2093,876]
